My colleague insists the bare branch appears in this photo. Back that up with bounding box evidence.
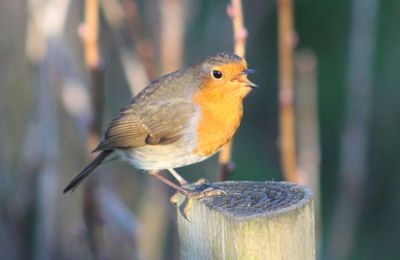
[278,0,298,182]
[219,0,248,181]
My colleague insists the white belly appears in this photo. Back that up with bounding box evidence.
[115,143,207,170]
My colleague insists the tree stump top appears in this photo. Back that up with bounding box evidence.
[196,181,312,220]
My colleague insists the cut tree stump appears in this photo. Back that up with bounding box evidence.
[174,181,315,260]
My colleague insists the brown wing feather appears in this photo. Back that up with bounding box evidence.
[94,100,196,152]
[102,115,148,148]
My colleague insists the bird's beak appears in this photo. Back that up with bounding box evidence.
[240,69,259,89]
[243,69,257,75]
[245,79,259,89]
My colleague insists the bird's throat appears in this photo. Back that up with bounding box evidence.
[193,87,246,156]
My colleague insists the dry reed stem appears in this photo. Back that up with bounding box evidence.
[123,0,157,80]
[99,0,150,95]
[80,0,103,162]
[296,50,320,254]
[83,0,100,68]
[219,0,248,181]
[160,0,184,73]
[278,0,298,182]
[329,0,378,258]
[80,0,106,258]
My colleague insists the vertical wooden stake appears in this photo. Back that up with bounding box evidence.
[176,181,315,259]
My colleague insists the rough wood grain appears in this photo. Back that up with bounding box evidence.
[175,181,315,260]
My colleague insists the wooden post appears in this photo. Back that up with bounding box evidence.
[175,181,315,260]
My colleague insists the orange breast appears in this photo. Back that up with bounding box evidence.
[193,82,248,156]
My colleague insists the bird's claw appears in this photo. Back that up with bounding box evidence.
[179,197,194,221]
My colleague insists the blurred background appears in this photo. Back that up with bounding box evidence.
[1,0,399,259]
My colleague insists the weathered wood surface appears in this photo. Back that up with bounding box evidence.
[175,181,315,260]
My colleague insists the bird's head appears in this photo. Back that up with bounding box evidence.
[195,52,257,98]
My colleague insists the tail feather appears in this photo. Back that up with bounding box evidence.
[63,150,113,193]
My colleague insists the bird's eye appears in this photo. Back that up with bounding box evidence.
[212,70,223,79]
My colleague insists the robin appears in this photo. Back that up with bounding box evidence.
[64,52,257,199]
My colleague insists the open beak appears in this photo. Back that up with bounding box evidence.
[243,69,257,75]
[241,69,259,89]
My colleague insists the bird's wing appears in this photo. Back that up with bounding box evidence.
[93,99,197,151]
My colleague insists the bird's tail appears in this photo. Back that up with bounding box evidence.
[63,150,113,193]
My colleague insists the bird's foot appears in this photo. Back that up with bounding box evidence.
[170,182,227,221]
[183,184,227,199]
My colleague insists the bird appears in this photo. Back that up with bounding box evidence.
[64,52,257,199]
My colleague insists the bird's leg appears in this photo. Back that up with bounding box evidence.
[149,170,226,199]
[167,168,188,185]
[149,170,190,194]
[168,168,211,186]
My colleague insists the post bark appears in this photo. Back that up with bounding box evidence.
[175,181,315,260]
